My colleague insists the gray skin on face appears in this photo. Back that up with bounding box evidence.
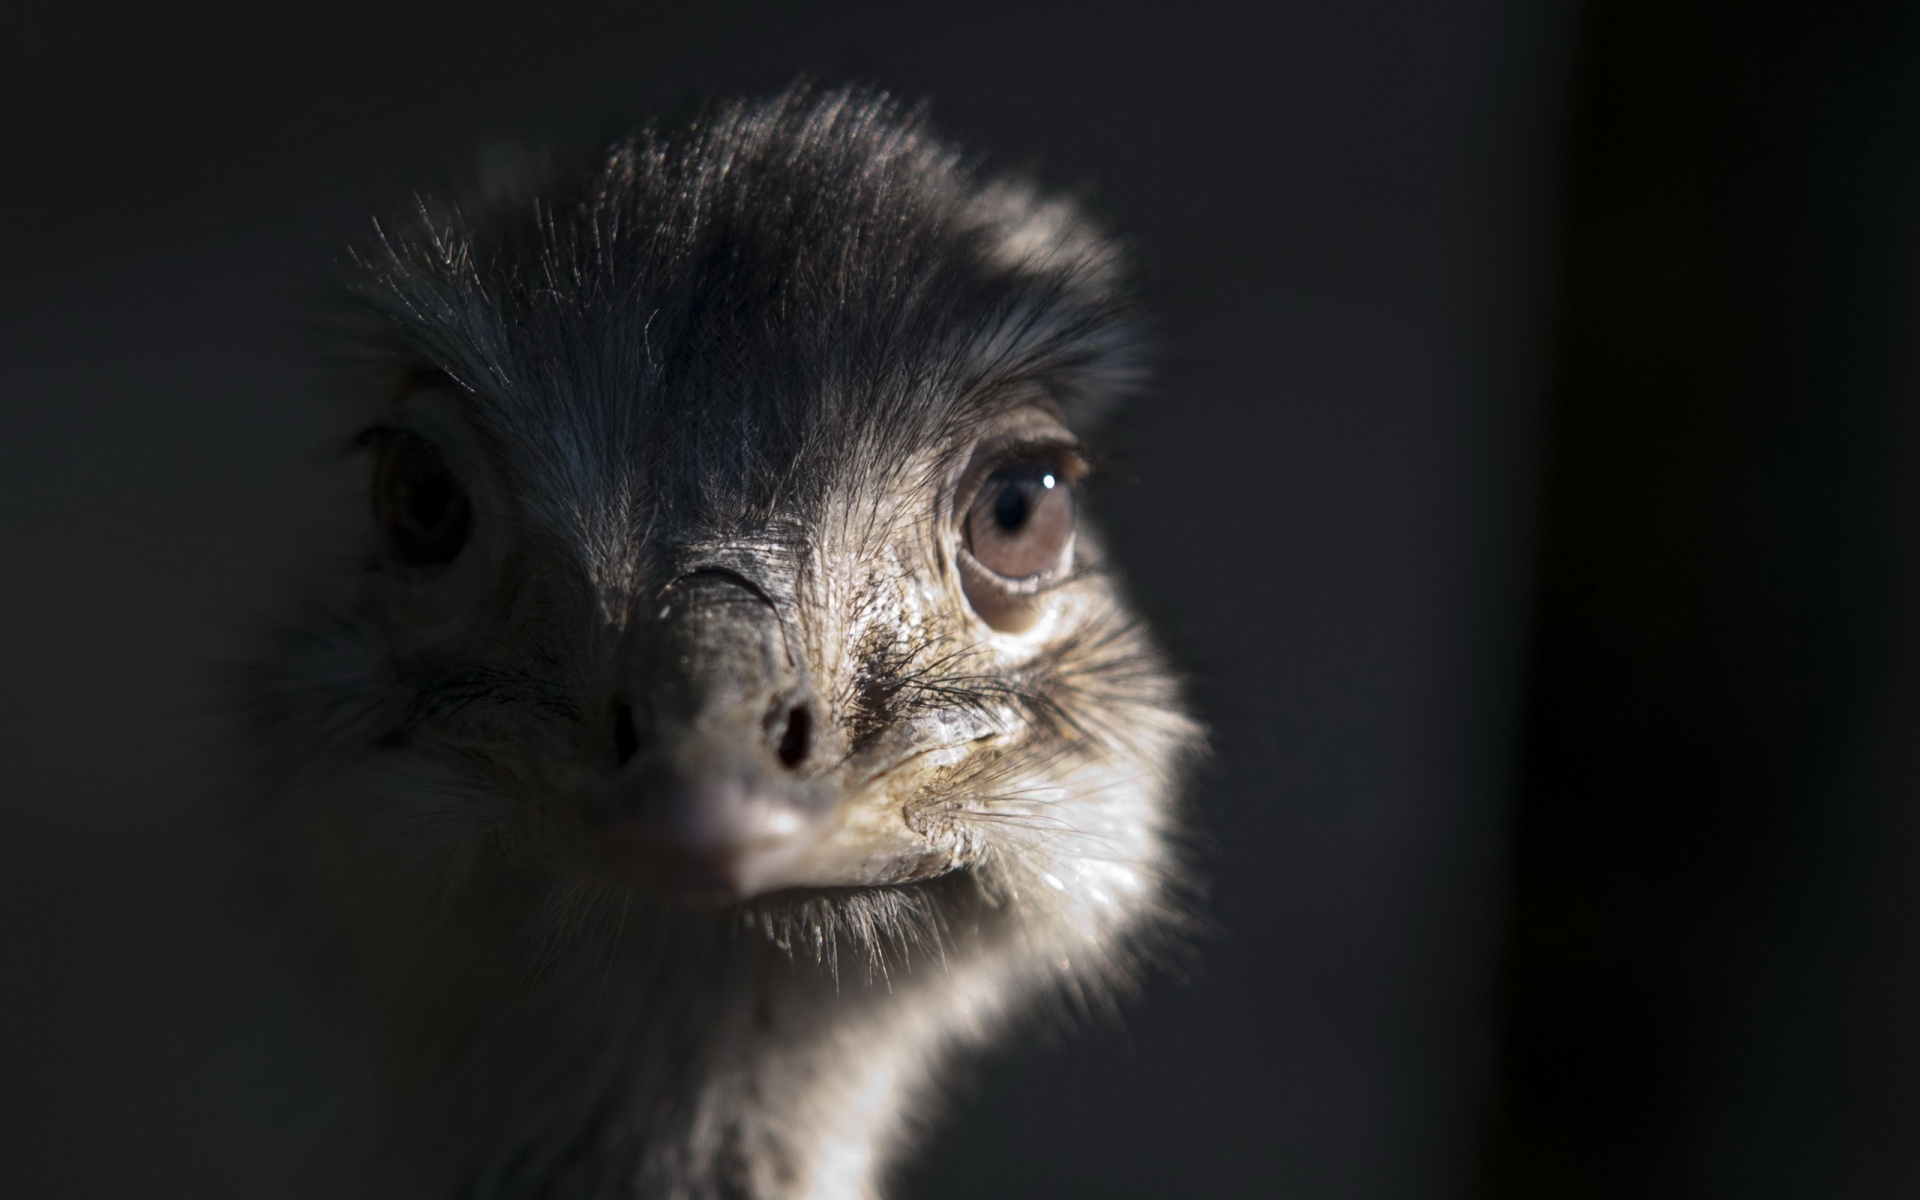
[262,86,1198,1200]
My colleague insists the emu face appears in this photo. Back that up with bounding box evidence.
[354,371,1132,901]
[267,86,1193,1199]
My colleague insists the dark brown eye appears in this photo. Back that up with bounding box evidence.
[373,432,471,568]
[964,459,1077,583]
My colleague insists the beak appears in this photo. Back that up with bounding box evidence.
[598,750,831,897]
[587,568,831,899]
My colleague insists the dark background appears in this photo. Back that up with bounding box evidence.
[2,2,1916,1197]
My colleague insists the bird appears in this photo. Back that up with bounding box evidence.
[257,83,1199,1200]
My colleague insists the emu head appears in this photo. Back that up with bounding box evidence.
[275,88,1189,969]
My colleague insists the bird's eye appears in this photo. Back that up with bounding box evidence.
[373,432,472,568]
[959,451,1078,632]
[965,459,1076,583]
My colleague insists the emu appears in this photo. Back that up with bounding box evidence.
[259,84,1197,1200]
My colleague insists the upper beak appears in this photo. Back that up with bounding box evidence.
[586,567,831,898]
[599,767,824,896]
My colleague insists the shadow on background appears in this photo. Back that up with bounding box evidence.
[26,2,1920,1198]
[1486,3,1920,1198]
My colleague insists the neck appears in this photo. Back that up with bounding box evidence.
[338,861,1015,1200]
[285,736,1182,1200]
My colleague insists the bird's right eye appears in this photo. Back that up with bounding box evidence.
[372,432,472,568]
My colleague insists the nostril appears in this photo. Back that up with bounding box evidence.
[613,702,639,767]
[775,705,811,770]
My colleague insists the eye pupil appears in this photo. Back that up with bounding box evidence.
[408,474,452,527]
[993,482,1033,532]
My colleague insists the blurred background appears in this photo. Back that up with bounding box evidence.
[4,1,1918,1196]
